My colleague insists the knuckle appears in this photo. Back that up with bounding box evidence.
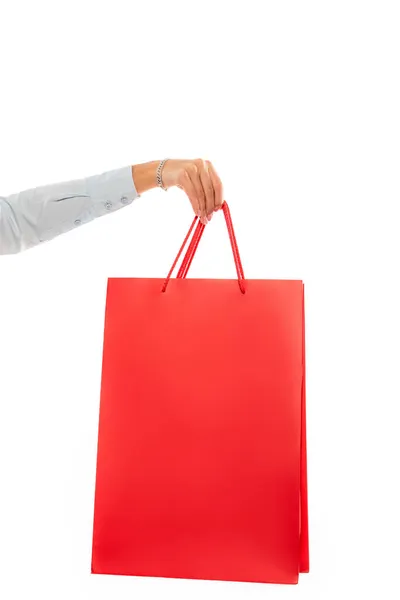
[206,185,214,197]
[178,170,188,184]
[194,158,204,169]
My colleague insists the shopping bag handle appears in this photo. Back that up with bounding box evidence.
[177,202,244,284]
[176,218,206,279]
[162,201,246,293]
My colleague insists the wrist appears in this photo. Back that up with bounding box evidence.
[131,161,160,195]
[131,159,176,195]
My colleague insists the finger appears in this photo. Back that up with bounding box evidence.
[198,160,215,221]
[178,171,201,217]
[206,161,224,211]
[188,164,207,225]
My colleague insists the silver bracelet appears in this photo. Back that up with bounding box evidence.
[156,158,169,191]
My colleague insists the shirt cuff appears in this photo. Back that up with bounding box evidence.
[84,165,140,218]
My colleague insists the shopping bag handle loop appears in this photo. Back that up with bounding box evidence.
[162,201,246,293]
[176,219,206,279]
[178,202,245,285]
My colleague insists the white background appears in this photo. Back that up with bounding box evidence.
[1,1,400,598]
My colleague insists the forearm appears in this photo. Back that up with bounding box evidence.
[131,161,161,195]
[1,157,222,255]
[0,164,139,255]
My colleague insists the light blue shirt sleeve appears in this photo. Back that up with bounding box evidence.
[0,165,140,255]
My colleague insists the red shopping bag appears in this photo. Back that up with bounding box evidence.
[91,202,309,584]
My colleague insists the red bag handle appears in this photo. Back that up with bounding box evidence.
[177,219,205,279]
[162,201,246,293]
[178,203,245,286]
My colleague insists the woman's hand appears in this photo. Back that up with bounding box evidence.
[131,159,224,225]
[161,159,224,225]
